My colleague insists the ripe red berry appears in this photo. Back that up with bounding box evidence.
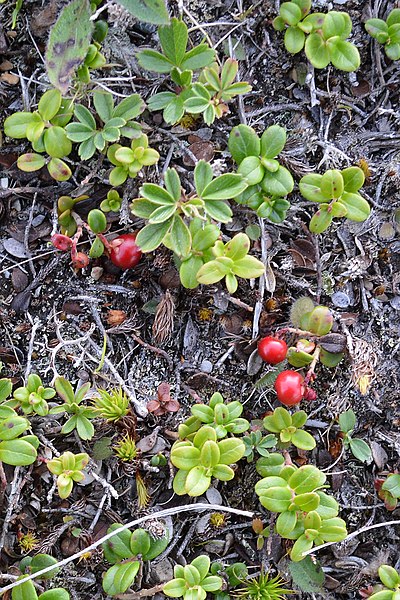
[274,370,304,406]
[109,233,142,270]
[258,337,287,365]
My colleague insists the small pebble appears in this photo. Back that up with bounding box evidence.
[390,296,400,310]
[200,359,213,373]
[332,291,350,308]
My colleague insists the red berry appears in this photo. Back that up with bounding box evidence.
[274,370,304,406]
[52,233,73,251]
[109,233,142,270]
[258,337,287,365]
[72,252,90,269]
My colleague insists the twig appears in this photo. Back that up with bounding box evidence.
[24,315,41,381]
[0,504,254,594]
[131,333,173,369]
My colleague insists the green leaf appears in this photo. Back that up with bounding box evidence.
[204,199,232,223]
[180,256,203,289]
[11,578,39,600]
[387,8,400,27]
[284,26,306,53]
[319,348,343,367]
[378,565,400,589]
[102,524,133,563]
[76,416,95,440]
[17,153,46,173]
[163,95,185,124]
[382,474,400,498]
[55,377,75,405]
[289,556,325,592]
[228,124,260,164]
[202,174,248,200]
[320,169,344,199]
[280,2,302,25]
[164,168,181,201]
[260,125,287,158]
[289,465,326,494]
[194,160,213,196]
[113,94,145,120]
[305,33,330,69]
[130,198,159,219]
[309,205,333,233]
[276,511,298,537]
[158,17,187,66]
[291,429,316,451]
[115,0,169,25]
[327,38,360,72]
[185,466,212,496]
[196,260,226,285]
[137,49,173,73]
[365,18,389,43]
[0,379,12,402]
[74,104,96,129]
[30,554,59,579]
[0,416,28,440]
[140,183,175,205]
[45,0,93,94]
[338,409,356,433]
[225,233,250,261]
[339,192,370,221]
[39,589,70,600]
[93,90,114,122]
[148,204,177,224]
[238,156,264,185]
[231,255,265,279]
[218,438,245,464]
[43,126,72,158]
[130,528,151,556]
[299,173,327,202]
[102,561,140,595]
[341,166,365,192]
[260,165,294,196]
[65,122,95,142]
[4,112,39,139]
[180,44,216,71]
[384,42,400,60]
[88,209,107,233]
[191,556,211,581]
[349,438,372,463]
[163,577,187,597]
[291,534,314,562]
[0,439,37,466]
[170,215,191,257]
[38,89,62,121]
[136,220,172,252]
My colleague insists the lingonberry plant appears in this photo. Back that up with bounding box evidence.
[255,462,347,561]
[178,392,250,440]
[299,167,370,233]
[365,9,400,60]
[102,524,168,596]
[46,451,89,499]
[10,374,56,416]
[4,88,74,180]
[229,124,294,221]
[273,3,360,71]
[163,555,223,599]
[263,406,316,450]
[171,425,245,496]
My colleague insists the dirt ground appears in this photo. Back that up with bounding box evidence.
[0,0,399,598]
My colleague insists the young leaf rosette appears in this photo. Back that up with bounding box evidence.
[196,233,265,294]
[263,407,316,450]
[229,124,294,201]
[164,555,223,600]
[171,425,245,496]
[4,88,74,181]
[365,9,400,61]
[299,167,370,233]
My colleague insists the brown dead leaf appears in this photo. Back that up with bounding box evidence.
[183,141,215,167]
[0,73,19,85]
[31,0,59,37]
